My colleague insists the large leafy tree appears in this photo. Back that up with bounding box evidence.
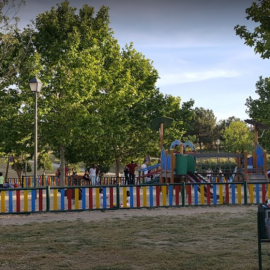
[185,107,216,151]
[245,77,270,150]
[235,0,270,59]
[235,0,270,150]
[15,1,193,182]
[223,121,253,153]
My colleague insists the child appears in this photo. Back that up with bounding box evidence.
[99,188,108,207]
[0,172,4,189]
[4,181,14,188]
[121,190,130,208]
[126,190,130,207]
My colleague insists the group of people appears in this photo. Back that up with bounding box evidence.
[124,160,151,185]
[124,161,138,185]
[0,172,18,189]
[82,164,100,185]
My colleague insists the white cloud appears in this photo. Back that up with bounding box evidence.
[157,69,240,86]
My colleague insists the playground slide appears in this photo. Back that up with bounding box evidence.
[186,172,218,199]
[141,177,160,185]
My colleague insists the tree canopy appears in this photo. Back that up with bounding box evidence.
[223,121,253,153]
[235,0,270,151]
[0,1,194,181]
[235,0,270,59]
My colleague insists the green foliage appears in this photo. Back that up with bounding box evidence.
[11,160,31,174]
[223,121,253,153]
[185,107,216,151]
[235,0,270,59]
[37,151,53,174]
[245,76,270,151]
[196,158,237,173]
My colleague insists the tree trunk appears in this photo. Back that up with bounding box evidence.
[60,145,65,186]
[12,155,21,180]
[5,156,9,180]
[115,158,120,177]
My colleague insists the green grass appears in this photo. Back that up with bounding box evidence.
[0,207,268,269]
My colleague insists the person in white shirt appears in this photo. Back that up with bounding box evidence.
[141,160,150,182]
[90,164,96,186]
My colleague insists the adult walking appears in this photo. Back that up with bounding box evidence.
[126,161,138,185]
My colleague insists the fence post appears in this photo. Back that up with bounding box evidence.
[46,186,50,212]
[116,184,120,209]
[244,181,248,205]
[182,182,185,207]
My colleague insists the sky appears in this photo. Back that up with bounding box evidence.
[17,0,270,121]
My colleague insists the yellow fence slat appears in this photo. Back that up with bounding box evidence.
[54,189,58,210]
[123,187,127,208]
[162,186,166,206]
[96,188,99,209]
[1,191,5,213]
[237,184,242,204]
[75,189,79,210]
[219,185,223,204]
[200,185,204,205]
[143,186,147,207]
[24,190,28,212]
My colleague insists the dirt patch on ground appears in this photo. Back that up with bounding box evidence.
[0,205,257,226]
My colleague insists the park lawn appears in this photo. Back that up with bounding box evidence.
[0,208,267,270]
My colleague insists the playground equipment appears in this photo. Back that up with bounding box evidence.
[149,117,269,191]
[243,119,269,183]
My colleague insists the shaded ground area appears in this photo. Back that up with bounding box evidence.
[0,206,266,270]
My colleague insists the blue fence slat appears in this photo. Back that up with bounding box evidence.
[9,190,13,213]
[82,188,86,210]
[130,187,134,208]
[103,188,107,209]
[169,185,173,206]
[194,185,198,205]
[256,184,260,204]
[231,184,235,204]
[213,184,217,205]
[31,190,36,212]
[61,189,65,211]
[149,186,153,207]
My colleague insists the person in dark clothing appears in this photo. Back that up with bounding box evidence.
[126,161,138,185]
[124,166,129,185]
[82,169,90,184]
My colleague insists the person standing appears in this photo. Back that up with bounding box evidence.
[0,172,4,189]
[124,166,129,185]
[126,161,138,185]
[90,164,96,186]
[95,164,100,185]
[82,169,90,185]
[141,160,150,182]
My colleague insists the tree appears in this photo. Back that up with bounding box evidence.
[214,116,241,150]
[0,0,27,87]
[245,76,270,150]
[185,107,216,151]
[223,121,253,153]
[38,151,53,175]
[15,1,195,180]
[235,0,270,59]
[235,1,270,151]
[16,1,124,184]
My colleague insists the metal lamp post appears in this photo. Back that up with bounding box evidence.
[29,77,42,188]
[216,139,220,154]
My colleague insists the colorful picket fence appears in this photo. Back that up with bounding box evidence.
[0,182,269,214]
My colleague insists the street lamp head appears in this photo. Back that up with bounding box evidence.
[29,76,42,93]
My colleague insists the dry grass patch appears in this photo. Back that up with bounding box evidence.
[0,207,269,269]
